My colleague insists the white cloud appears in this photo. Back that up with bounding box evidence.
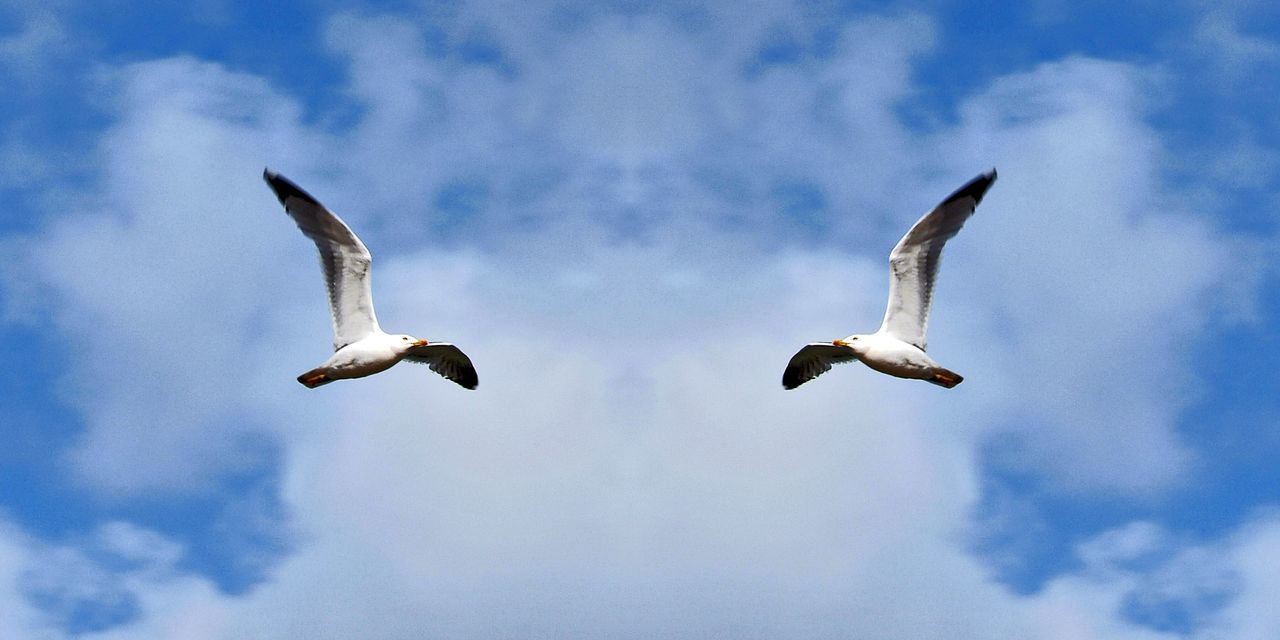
[1,2,1275,638]
[1200,512,1280,639]
[0,10,70,83]
[7,56,328,495]
[1191,9,1280,78]
[0,522,60,639]
[0,518,199,639]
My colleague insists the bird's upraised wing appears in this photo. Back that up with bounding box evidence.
[264,169,380,351]
[782,342,858,390]
[404,343,478,390]
[879,170,996,351]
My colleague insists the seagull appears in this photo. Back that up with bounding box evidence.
[782,170,996,390]
[263,169,478,390]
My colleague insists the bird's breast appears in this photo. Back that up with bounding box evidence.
[326,340,401,376]
[860,341,937,378]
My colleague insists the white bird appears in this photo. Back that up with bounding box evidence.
[782,169,996,390]
[264,169,477,390]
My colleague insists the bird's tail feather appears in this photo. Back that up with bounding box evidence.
[928,368,963,388]
[297,368,332,388]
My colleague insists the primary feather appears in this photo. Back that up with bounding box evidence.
[782,343,858,389]
[404,343,479,390]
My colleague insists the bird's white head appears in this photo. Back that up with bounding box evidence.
[393,334,430,353]
[834,335,868,355]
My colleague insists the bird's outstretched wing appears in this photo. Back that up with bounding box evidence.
[879,169,996,351]
[264,169,380,351]
[404,343,479,390]
[782,343,858,390]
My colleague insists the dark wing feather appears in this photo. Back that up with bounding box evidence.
[404,343,478,390]
[879,169,995,351]
[782,343,858,390]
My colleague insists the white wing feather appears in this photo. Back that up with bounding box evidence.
[264,169,381,351]
[878,170,995,351]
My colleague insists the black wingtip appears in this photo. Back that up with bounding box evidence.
[457,360,479,389]
[452,362,479,390]
[262,168,321,206]
[781,371,805,390]
[941,168,997,207]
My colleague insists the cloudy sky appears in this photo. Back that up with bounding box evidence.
[2,0,1279,637]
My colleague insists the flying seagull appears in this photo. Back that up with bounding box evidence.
[263,169,477,390]
[782,169,996,390]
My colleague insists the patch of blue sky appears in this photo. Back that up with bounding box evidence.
[0,386,289,596]
[0,93,106,226]
[0,227,289,594]
[431,179,491,238]
[23,579,139,636]
[0,329,83,522]
[770,180,832,242]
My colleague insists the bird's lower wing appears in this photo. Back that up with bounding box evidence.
[782,343,858,389]
[404,343,478,390]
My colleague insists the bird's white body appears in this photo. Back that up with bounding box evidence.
[842,332,943,381]
[309,332,420,383]
[782,170,996,390]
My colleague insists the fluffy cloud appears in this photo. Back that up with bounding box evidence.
[936,56,1242,494]
[0,9,71,84]
[1,2,1275,638]
[1191,8,1280,78]
[7,57,323,495]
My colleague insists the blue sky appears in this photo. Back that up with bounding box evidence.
[1,0,1278,637]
